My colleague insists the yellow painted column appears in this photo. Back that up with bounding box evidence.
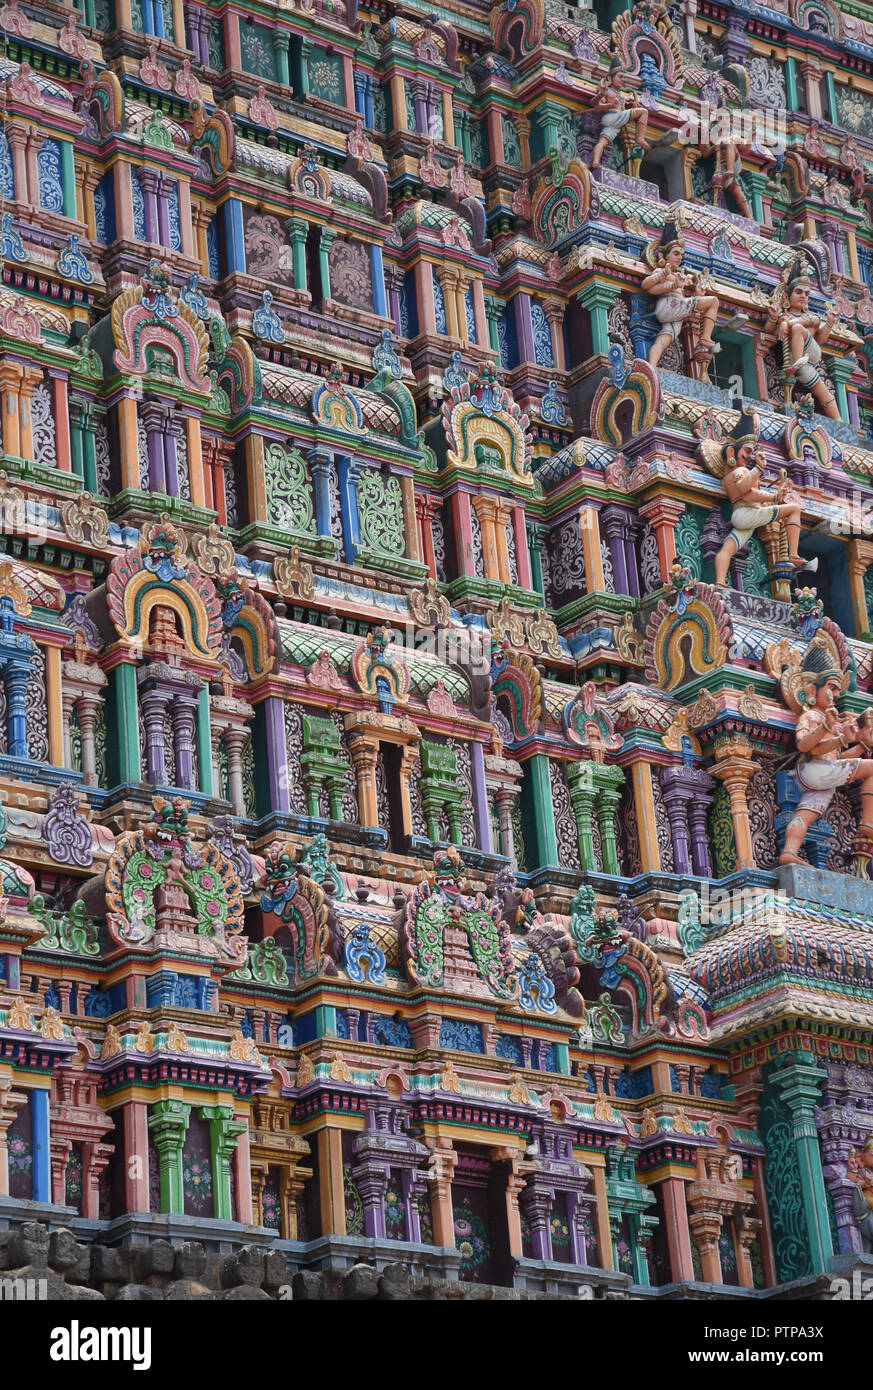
[712,738,758,871]
[399,473,420,562]
[317,1127,346,1236]
[426,1140,457,1248]
[390,74,408,131]
[439,269,459,339]
[116,395,140,490]
[0,363,21,458]
[848,540,873,636]
[44,645,64,766]
[244,431,268,523]
[579,506,605,593]
[591,1161,614,1271]
[441,91,455,146]
[186,415,206,509]
[18,367,42,462]
[629,759,662,873]
[471,496,500,580]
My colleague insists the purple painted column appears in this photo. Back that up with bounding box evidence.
[659,772,692,875]
[513,292,536,365]
[521,1187,553,1262]
[600,507,630,595]
[567,1192,588,1266]
[141,402,167,493]
[624,515,641,599]
[264,695,291,813]
[157,192,171,251]
[164,424,180,498]
[171,696,199,790]
[469,740,492,853]
[688,798,714,877]
[138,687,168,784]
[140,169,159,244]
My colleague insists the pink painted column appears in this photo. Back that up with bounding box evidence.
[124,1100,150,1212]
[341,54,355,112]
[113,161,135,239]
[413,259,437,335]
[512,503,532,589]
[472,279,488,349]
[49,371,72,473]
[176,178,195,259]
[234,1116,254,1225]
[660,1176,695,1281]
[224,11,242,68]
[451,489,475,576]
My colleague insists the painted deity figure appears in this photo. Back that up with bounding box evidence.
[698,96,779,221]
[848,1137,873,1252]
[779,639,873,865]
[765,256,841,421]
[708,407,805,587]
[589,56,650,171]
[641,219,720,367]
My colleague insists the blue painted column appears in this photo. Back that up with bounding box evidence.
[370,244,388,318]
[308,447,333,539]
[469,740,493,854]
[31,1088,50,1203]
[197,688,213,797]
[337,455,361,565]
[222,198,246,274]
[4,658,32,759]
[264,695,291,814]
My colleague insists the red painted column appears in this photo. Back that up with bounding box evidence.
[123,1100,150,1212]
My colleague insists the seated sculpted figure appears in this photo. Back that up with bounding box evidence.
[590,56,650,171]
[780,638,873,866]
[765,256,841,421]
[706,407,806,587]
[641,219,720,366]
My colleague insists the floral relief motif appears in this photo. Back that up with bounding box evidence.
[748,765,778,870]
[450,739,476,847]
[330,710,358,822]
[432,269,447,335]
[26,645,49,762]
[469,503,484,576]
[31,379,58,469]
[548,517,585,598]
[431,506,447,582]
[283,703,308,815]
[651,773,675,874]
[264,442,317,536]
[531,301,554,368]
[357,469,404,556]
[549,759,581,869]
[329,239,374,312]
[453,1201,491,1279]
[37,139,64,213]
[95,419,112,496]
[308,53,344,104]
[244,213,294,286]
[638,523,662,593]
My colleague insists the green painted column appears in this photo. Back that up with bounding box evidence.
[743,170,769,225]
[70,408,84,482]
[771,1053,834,1275]
[272,30,291,87]
[825,71,838,125]
[567,763,597,871]
[196,687,214,797]
[202,1105,245,1222]
[319,228,335,301]
[577,282,614,357]
[785,56,798,111]
[315,1004,337,1036]
[522,754,558,869]
[299,38,312,96]
[527,525,546,601]
[147,1100,190,1215]
[829,357,854,424]
[485,298,502,356]
[60,141,76,220]
[286,218,309,294]
[108,662,141,785]
[594,773,625,875]
[554,1042,570,1076]
[81,415,98,493]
